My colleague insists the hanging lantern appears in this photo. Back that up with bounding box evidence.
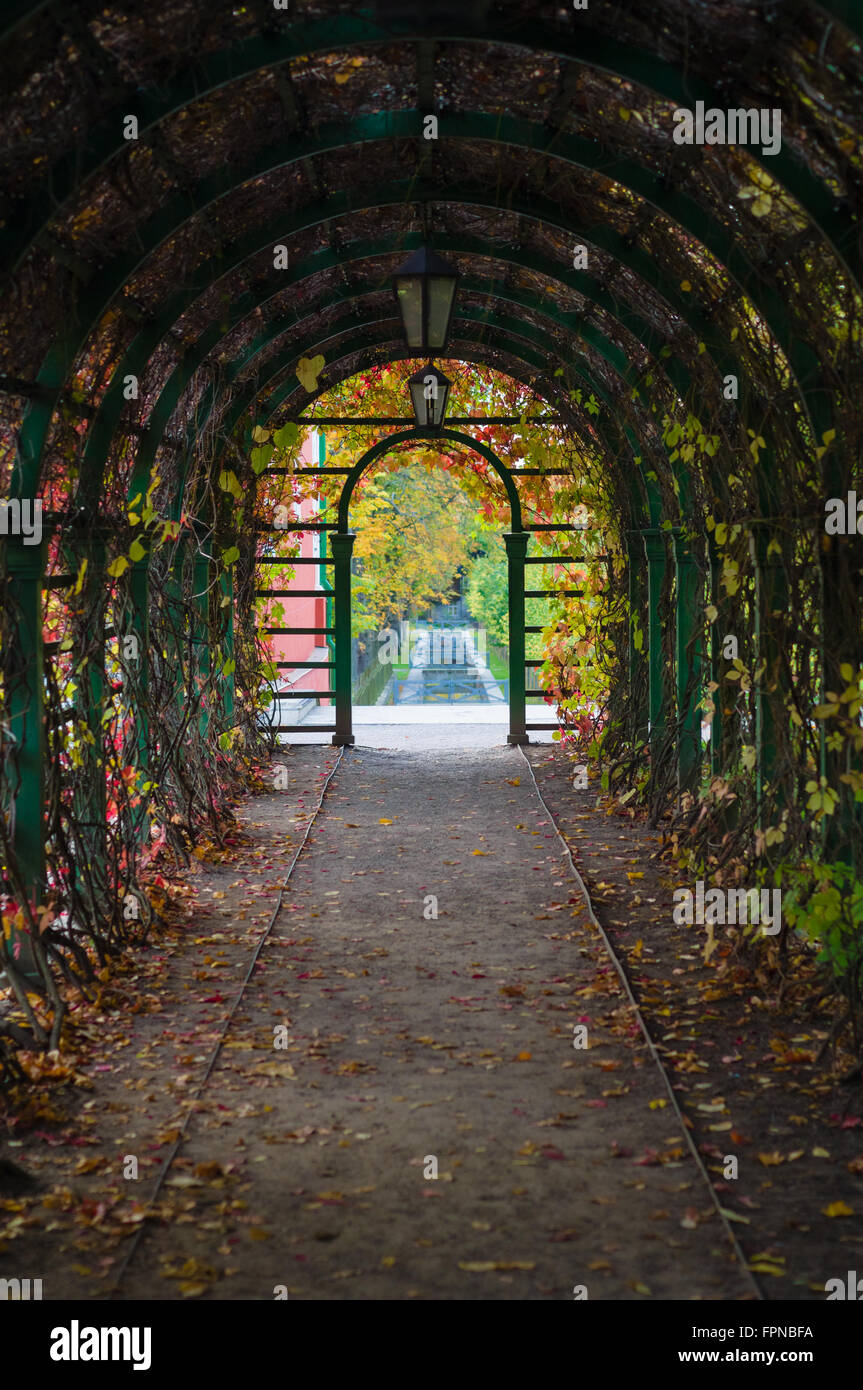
[392,246,459,352]
[408,362,451,431]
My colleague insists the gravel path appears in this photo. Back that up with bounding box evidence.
[115,744,751,1300]
[1,741,753,1302]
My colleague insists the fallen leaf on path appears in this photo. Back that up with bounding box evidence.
[458,1260,535,1272]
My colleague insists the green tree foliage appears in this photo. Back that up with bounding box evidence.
[465,536,508,645]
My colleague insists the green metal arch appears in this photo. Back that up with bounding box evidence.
[1,18,856,288]
[14,121,820,499]
[145,280,678,472]
[337,428,523,532]
[108,229,705,492]
[82,227,723,534]
[219,323,655,525]
[195,315,646,504]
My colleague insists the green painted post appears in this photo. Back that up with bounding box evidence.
[331,533,355,747]
[220,565,235,724]
[192,523,212,737]
[626,531,648,745]
[3,536,45,979]
[708,533,724,778]
[641,530,667,761]
[128,557,150,793]
[70,533,107,901]
[748,525,785,822]
[673,531,704,793]
[505,531,529,746]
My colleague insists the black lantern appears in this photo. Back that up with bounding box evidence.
[409,363,451,431]
[392,247,459,352]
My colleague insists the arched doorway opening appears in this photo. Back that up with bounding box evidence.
[328,426,551,747]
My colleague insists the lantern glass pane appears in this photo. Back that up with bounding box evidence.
[410,377,430,427]
[426,277,457,349]
[395,277,424,348]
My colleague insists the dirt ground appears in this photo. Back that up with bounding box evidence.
[1,738,858,1301]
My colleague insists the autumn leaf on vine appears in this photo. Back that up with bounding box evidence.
[297,355,325,393]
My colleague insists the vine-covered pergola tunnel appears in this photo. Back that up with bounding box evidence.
[0,4,860,1035]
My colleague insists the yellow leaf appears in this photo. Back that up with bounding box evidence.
[253,1061,296,1078]
[379,817,394,825]
[823,1201,854,1217]
[458,1260,535,1272]
[249,1227,272,1241]
[297,354,325,392]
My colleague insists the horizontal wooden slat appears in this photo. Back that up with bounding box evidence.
[273,724,337,733]
[524,589,583,598]
[276,690,335,698]
[275,660,335,669]
[257,556,334,564]
[524,554,606,564]
[265,626,335,635]
[256,521,338,531]
[256,589,328,597]
[525,722,561,730]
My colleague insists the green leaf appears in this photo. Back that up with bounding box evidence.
[250,445,273,475]
[219,469,244,498]
[221,545,240,567]
[273,422,299,451]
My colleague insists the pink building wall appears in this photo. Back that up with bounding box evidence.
[265,430,332,704]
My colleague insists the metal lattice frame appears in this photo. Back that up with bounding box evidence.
[0,0,860,1007]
